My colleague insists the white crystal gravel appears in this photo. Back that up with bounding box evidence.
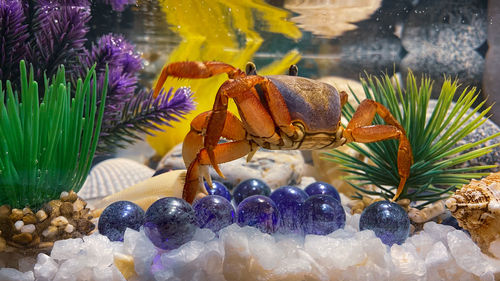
[5,207,500,280]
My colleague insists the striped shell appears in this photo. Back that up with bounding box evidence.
[78,158,154,201]
[445,172,500,254]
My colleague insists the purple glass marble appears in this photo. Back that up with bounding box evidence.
[204,181,232,201]
[237,195,280,234]
[270,186,309,234]
[304,181,341,202]
[300,195,345,235]
[192,195,236,233]
[143,197,197,250]
[98,201,145,241]
[359,201,410,246]
[233,178,271,206]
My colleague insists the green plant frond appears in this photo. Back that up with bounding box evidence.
[324,70,498,207]
[0,61,107,209]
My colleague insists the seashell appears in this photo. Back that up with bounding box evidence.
[78,158,155,201]
[445,172,500,255]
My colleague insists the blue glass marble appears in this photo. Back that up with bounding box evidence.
[98,201,145,241]
[270,186,308,234]
[204,181,232,201]
[237,195,280,234]
[233,178,271,206]
[359,201,410,246]
[193,195,236,233]
[304,181,341,202]
[143,197,197,250]
[300,195,345,235]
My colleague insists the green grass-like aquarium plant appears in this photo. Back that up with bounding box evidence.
[0,61,107,210]
[325,72,500,209]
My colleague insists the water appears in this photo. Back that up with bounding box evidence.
[86,0,496,154]
[91,0,488,89]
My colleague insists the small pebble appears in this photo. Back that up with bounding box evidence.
[0,237,5,251]
[60,202,74,217]
[64,224,74,233]
[22,213,37,224]
[42,226,58,238]
[12,232,32,244]
[0,205,11,218]
[9,209,23,222]
[60,191,78,202]
[21,224,35,234]
[73,198,86,212]
[14,220,24,231]
[51,216,69,227]
[36,210,48,222]
[22,207,33,215]
[60,191,69,199]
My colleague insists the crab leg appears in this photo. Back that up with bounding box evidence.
[204,76,297,177]
[184,141,254,203]
[344,99,413,202]
[153,61,245,97]
[183,110,253,203]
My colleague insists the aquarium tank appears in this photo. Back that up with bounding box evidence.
[0,0,499,280]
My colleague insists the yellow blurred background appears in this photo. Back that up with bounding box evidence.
[147,0,303,156]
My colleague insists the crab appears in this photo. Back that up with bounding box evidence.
[153,61,413,204]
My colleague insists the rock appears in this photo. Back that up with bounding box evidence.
[22,213,37,225]
[0,205,11,218]
[60,191,78,203]
[51,216,69,227]
[42,226,58,239]
[12,232,33,245]
[35,210,47,222]
[43,200,62,217]
[64,224,74,234]
[34,253,58,281]
[158,142,305,190]
[0,268,34,281]
[14,220,24,231]
[21,224,36,234]
[9,209,23,222]
[72,198,86,212]
[59,202,73,217]
[0,237,6,251]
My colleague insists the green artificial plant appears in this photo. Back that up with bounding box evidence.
[326,72,500,209]
[0,61,107,209]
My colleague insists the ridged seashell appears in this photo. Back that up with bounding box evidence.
[78,158,155,201]
[445,172,500,254]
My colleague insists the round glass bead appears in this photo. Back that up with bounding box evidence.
[237,195,280,234]
[301,195,345,235]
[359,200,410,246]
[270,185,308,234]
[98,200,145,241]
[304,181,341,202]
[143,197,197,250]
[233,178,271,205]
[192,195,236,233]
[204,181,232,201]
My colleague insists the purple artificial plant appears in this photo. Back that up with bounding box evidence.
[0,0,194,153]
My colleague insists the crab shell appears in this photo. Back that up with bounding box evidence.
[445,172,500,254]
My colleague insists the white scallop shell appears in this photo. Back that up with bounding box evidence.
[78,158,154,200]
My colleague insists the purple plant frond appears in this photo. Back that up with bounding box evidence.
[0,0,29,82]
[98,87,195,152]
[30,1,90,78]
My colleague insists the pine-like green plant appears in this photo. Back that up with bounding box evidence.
[325,72,500,209]
[0,61,107,210]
